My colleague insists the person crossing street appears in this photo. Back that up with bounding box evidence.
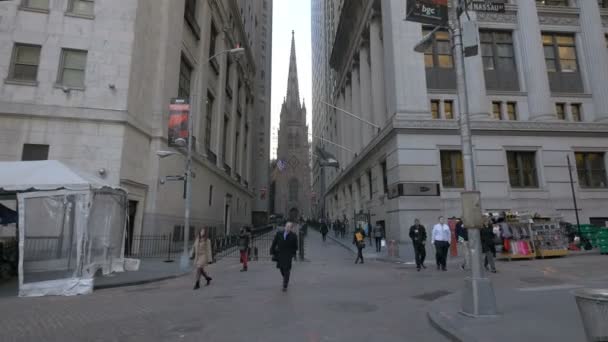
[431,217,451,271]
[409,219,427,271]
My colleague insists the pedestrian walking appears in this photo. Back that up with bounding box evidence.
[353,225,366,264]
[320,222,329,242]
[191,228,213,289]
[270,222,299,291]
[373,223,384,253]
[409,219,427,271]
[455,218,470,271]
[481,219,497,273]
[238,227,250,272]
[431,216,451,271]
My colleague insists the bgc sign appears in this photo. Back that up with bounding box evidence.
[406,0,449,26]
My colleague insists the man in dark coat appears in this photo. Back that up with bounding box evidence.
[320,221,329,242]
[481,220,497,273]
[409,219,427,271]
[270,222,299,291]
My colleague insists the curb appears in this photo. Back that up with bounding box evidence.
[426,292,480,342]
[93,272,191,290]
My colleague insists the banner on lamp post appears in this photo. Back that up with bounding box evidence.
[168,98,190,147]
[405,0,449,26]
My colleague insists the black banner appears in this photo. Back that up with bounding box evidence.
[168,98,190,147]
[406,0,449,26]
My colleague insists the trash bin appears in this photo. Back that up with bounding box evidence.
[573,289,608,342]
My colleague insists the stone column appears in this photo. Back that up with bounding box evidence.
[359,40,374,145]
[351,62,362,154]
[462,12,490,120]
[370,12,387,126]
[337,91,346,168]
[517,0,555,121]
[579,0,608,122]
[214,33,228,168]
[238,94,247,179]
[197,1,212,154]
[246,99,254,185]
[227,62,239,175]
[344,80,353,164]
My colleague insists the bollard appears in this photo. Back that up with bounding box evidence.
[388,240,400,258]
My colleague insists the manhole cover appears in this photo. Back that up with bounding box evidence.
[413,290,452,301]
[520,276,563,285]
[327,301,378,313]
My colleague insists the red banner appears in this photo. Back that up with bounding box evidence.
[168,98,190,147]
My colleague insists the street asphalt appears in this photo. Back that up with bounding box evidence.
[0,231,606,341]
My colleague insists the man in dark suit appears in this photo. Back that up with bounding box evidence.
[270,222,299,291]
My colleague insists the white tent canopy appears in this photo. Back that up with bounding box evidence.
[0,161,129,297]
[0,160,119,192]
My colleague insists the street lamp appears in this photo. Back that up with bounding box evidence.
[157,47,246,271]
[412,0,497,317]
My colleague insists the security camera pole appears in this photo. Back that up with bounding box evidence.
[409,0,498,316]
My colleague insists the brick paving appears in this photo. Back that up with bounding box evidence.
[0,231,606,341]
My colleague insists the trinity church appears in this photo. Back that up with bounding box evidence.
[272,31,311,219]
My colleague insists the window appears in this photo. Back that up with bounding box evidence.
[424,29,453,69]
[431,100,440,119]
[444,100,454,119]
[536,0,569,6]
[492,102,502,120]
[576,152,607,188]
[222,115,229,161]
[381,161,388,194]
[205,92,215,157]
[556,103,566,120]
[600,0,608,9]
[507,102,517,120]
[22,144,49,161]
[571,103,582,122]
[184,0,201,39]
[67,0,94,16]
[423,28,456,89]
[289,179,299,201]
[57,49,87,88]
[543,34,577,72]
[209,185,213,206]
[178,57,192,98]
[234,124,240,168]
[367,170,373,200]
[21,0,49,11]
[480,30,518,91]
[542,33,583,93]
[8,44,41,82]
[507,151,539,188]
[440,151,464,188]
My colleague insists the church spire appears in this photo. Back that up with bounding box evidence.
[285,30,300,107]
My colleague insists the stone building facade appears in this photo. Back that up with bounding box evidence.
[0,0,272,245]
[312,0,608,241]
[273,32,311,219]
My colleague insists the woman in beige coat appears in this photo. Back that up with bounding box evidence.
[191,228,213,289]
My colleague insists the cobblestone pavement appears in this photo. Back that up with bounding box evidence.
[1,231,607,342]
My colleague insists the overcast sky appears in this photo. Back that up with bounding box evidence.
[270,0,312,159]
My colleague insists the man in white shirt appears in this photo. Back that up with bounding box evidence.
[431,216,451,271]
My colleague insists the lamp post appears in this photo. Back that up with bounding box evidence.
[412,0,497,316]
[157,47,245,271]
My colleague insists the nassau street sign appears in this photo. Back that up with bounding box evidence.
[468,0,506,12]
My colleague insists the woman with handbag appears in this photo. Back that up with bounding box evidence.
[191,227,213,289]
[353,225,366,264]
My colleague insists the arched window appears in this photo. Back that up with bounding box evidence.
[289,178,299,202]
[288,133,295,149]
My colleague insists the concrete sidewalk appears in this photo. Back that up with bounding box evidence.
[93,258,192,290]
[427,286,587,342]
